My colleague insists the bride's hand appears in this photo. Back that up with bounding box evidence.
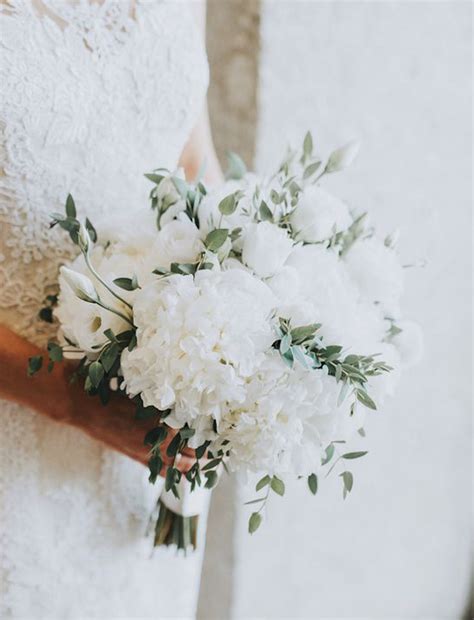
[61,369,197,473]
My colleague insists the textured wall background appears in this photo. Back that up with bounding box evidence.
[230,1,472,619]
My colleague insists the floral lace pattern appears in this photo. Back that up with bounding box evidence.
[0,1,209,616]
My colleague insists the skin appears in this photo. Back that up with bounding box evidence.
[0,0,223,474]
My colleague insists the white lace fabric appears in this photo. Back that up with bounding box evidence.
[0,1,209,617]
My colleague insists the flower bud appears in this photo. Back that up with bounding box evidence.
[78,222,91,254]
[60,266,99,303]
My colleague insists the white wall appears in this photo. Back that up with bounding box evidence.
[232,2,472,618]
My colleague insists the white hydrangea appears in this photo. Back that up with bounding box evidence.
[121,269,277,446]
[219,352,354,476]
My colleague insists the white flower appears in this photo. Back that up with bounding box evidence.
[121,269,277,446]
[290,185,352,243]
[59,267,98,303]
[219,353,352,476]
[56,266,127,354]
[286,244,385,353]
[343,237,404,316]
[146,219,204,272]
[390,320,423,368]
[242,222,293,278]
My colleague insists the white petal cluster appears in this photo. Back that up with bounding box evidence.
[219,353,355,476]
[121,269,277,446]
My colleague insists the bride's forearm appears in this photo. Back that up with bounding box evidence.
[0,324,195,469]
[0,324,70,421]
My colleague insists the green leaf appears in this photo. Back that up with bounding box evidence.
[226,152,247,180]
[279,333,292,355]
[356,389,377,410]
[27,355,43,376]
[202,458,222,471]
[136,405,159,421]
[144,426,167,446]
[180,426,196,440]
[165,466,178,492]
[248,512,262,534]
[340,471,354,497]
[322,443,335,466]
[47,341,63,363]
[65,194,76,218]
[259,201,273,222]
[172,176,188,198]
[218,193,237,216]
[166,432,182,458]
[204,470,218,489]
[270,476,285,496]
[308,473,318,495]
[303,161,321,180]
[256,475,271,491]
[303,131,313,158]
[99,342,119,373]
[342,451,368,460]
[88,361,104,388]
[85,217,97,243]
[144,172,165,184]
[357,427,366,437]
[113,277,138,291]
[290,323,321,345]
[195,441,210,460]
[205,228,229,252]
[148,454,163,484]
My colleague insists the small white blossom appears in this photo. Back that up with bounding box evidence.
[290,185,352,243]
[242,222,293,278]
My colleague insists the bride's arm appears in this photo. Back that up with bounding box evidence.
[0,325,193,469]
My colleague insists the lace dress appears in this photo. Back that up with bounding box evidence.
[0,1,209,617]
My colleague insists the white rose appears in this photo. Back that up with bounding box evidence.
[289,185,352,243]
[390,320,423,368]
[242,222,293,278]
[148,219,204,271]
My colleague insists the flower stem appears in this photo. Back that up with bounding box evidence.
[84,253,134,311]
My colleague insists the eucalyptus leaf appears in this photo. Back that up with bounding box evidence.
[205,228,229,252]
[342,451,368,460]
[256,475,271,491]
[27,355,43,377]
[308,473,318,495]
[88,361,104,388]
[248,512,262,534]
[65,194,76,218]
[218,194,237,216]
[271,476,285,496]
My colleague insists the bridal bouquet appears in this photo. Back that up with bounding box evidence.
[28,133,422,550]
